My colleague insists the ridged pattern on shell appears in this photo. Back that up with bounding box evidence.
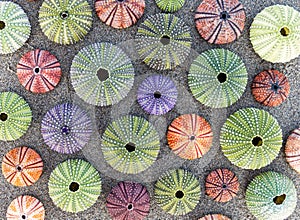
[0,92,32,141]
[6,195,45,220]
[136,13,192,70]
[70,42,135,106]
[2,146,43,187]
[95,0,145,29]
[246,171,297,220]
[250,5,300,63]
[137,75,178,115]
[0,2,31,54]
[167,114,213,160]
[154,169,201,215]
[285,128,300,174]
[198,214,231,220]
[220,108,282,170]
[48,159,102,213]
[102,115,160,174]
[38,0,93,45]
[106,181,150,220]
[41,103,93,154]
[252,70,290,107]
[155,0,185,12]
[188,49,247,108]
[17,49,62,93]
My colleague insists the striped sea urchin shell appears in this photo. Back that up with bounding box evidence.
[252,70,290,107]
[6,195,45,220]
[246,171,297,220]
[285,128,300,174]
[106,181,150,220]
[0,2,31,54]
[136,13,192,70]
[205,168,239,202]
[95,0,145,29]
[137,75,178,115]
[17,49,62,94]
[199,214,231,220]
[167,114,213,160]
[220,108,282,170]
[195,0,245,44]
[155,0,185,12]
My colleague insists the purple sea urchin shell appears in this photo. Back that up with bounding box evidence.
[41,103,92,154]
[106,181,150,220]
[137,75,177,115]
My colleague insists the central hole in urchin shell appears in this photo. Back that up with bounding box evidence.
[16,165,22,172]
[0,113,8,121]
[222,184,227,189]
[273,194,286,205]
[252,136,263,147]
[0,21,5,30]
[175,190,184,199]
[220,11,230,20]
[61,125,71,135]
[154,91,161,99]
[127,203,133,210]
[160,35,170,45]
[125,142,136,152]
[190,135,195,141]
[117,0,125,2]
[60,11,69,19]
[280,27,290,37]
[21,215,26,219]
[217,72,227,83]
[34,67,40,74]
[69,182,80,192]
[97,68,109,82]
[271,82,281,93]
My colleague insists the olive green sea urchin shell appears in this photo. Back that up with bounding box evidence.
[220,108,282,170]
[155,0,185,12]
[48,159,101,213]
[250,5,300,63]
[101,115,160,174]
[154,169,201,215]
[246,171,297,220]
[39,0,93,45]
[188,49,248,108]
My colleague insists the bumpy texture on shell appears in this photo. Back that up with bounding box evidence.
[285,128,300,174]
[17,49,62,93]
[48,159,102,213]
[41,103,93,154]
[188,48,248,108]
[6,195,45,220]
[106,181,150,220]
[199,214,231,220]
[71,42,135,106]
[154,169,201,215]
[0,2,31,54]
[2,146,43,187]
[220,108,282,169]
[246,171,297,220]
[195,0,245,44]
[136,13,192,70]
[102,115,160,174]
[39,0,93,45]
[250,5,300,63]
[0,92,32,141]
[167,114,213,160]
[155,0,185,12]
[252,69,290,107]
[95,0,145,29]
[137,75,178,115]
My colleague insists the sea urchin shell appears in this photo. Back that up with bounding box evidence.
[155,0,185,12]
[285,128,300,174]
[106,181,150,220]
[199,214,231,220]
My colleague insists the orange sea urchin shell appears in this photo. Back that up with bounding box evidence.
[199,214,231,220]
[95,0,145,29]
[252,69,290,107]
[2,146,43,187]
[285,128,300,174]
[167,114,213,160]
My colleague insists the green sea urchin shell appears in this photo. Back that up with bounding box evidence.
[0,2,31,54]
[0,92,32,141]
[39,0,93,45]
[101,115,160,174]
[155,0,185,12]
[220,108,282,170]
[154,169,201,216]
[71,42,135,106]
[188,49,248,108]
[250,5,300,63]
[136,13,192,70]
[246,171,297,220]
[48,159,101,213]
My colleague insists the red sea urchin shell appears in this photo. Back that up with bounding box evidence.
[17,49,62,93]
[106,181,150,220]
[2,146,43,187]
[199,214,231,220]
[205,168,239,202]
[285,128,300,174]
[95,0,145,29]
[252,69,290,107]
[195,0,245,44]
